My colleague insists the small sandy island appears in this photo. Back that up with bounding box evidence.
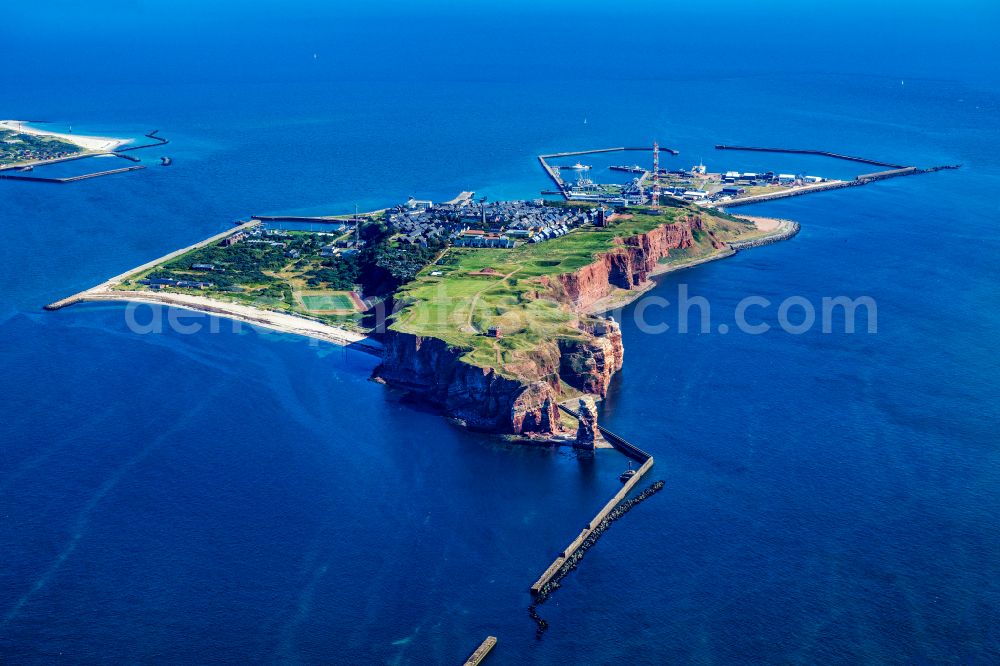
[0,120,130,152]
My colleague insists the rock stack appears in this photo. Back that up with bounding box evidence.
[574,397,598,452]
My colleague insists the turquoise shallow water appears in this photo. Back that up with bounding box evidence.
[2,5,1000,663]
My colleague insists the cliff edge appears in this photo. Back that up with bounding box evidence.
[374,208,754,434]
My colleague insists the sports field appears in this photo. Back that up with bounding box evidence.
[298,291,358,312]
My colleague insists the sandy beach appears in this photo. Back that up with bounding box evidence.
[69,290,383,354]
[0,120,130,152]
[737,215,784,232]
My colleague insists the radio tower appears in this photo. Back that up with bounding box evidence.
[651,141,660,210]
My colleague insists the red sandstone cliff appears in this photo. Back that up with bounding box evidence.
[375,215,712,434]
[375,332,561,434]
[553,214,721,310]
[558,317,624,397]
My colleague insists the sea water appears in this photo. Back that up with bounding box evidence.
[2,4,999,663]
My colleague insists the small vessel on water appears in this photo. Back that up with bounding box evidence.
[619,461,637,483]
[561,162,591,171]
[160,156,173,166]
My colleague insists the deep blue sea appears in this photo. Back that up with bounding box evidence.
[2,3,1000,663]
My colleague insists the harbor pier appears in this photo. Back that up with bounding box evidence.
[537,145,680,201]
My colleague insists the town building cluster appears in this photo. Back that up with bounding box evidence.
[386,198,603,249]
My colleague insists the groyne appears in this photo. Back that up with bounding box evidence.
[528,455,654,593]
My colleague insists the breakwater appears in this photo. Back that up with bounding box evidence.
[524,403,660,636]
[0,164,145,183]
[114,129,169,153]
[537,155,567,196]
[528,479,666,637]
[714,144,907,169]
[625,145,679,155]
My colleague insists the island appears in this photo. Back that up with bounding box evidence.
[1,120,171,183]
[0,120,127,166]
[43,140,958,645]
[46,141,955,439]
[47,192,792,439]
